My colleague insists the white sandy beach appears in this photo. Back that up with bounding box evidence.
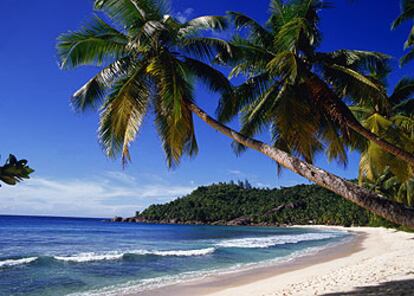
[204,226,414,296]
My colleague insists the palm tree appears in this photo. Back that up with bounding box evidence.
[217,0,414,166]
[58,0,232,167]
[0,154,34,187]
[57,0,414,227]
[351,75,414,206]
[392,0,414,65]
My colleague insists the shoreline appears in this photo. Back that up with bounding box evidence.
[138,226,414,296]
[137,226,361,296]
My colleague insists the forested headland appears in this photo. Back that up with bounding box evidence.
[124,181,397,228]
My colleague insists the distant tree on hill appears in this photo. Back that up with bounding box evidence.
[244,179,252,189]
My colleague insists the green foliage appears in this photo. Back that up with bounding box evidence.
[57,0,230,167]
[138,182,372,226]
[350,75,414,207]
[392,0,414,65]
[216,0,389,167]
[0,155,34,187]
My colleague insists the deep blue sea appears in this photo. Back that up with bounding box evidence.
[0,216,352,296]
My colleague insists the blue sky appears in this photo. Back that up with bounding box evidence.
[1,0,413,217]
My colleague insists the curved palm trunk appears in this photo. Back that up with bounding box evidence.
[305,76,414,167]
[187,102,414,228]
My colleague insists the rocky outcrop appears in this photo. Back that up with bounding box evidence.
[226,216,252,226]
[111,216,123,222]
[264,201,305,216]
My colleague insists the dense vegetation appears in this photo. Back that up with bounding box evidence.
[138,181,381,227]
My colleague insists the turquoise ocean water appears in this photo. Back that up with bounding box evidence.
[0,216,351,295]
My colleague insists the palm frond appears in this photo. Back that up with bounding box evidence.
[181,37,233,61]
[270,88,324,163]
[183,58,232,94]
[98,66,150,165]
[273,17,314,52]
[0,155,34,187]
[57,15,128,69]
[154,97,198,168]
[393,115,414,138]
[390,77,414,103]
[316,50,390,73]
[144,19,167,36]
[72,57,131,111]
[392,0,414,29]
[266,51,299,83]
[361,113,413,182]
[146,53,198,167]
[404,26,414,48]
[182,15,227,31]
[230,83,279,155]
[401,47,414,66]
[231,93,274,155]
[349,105,374,121]
[219,36,273,76]
[217,73,272,122]
[94,0,168,28]
[227,11,272,45]
[321,120,348,165]
[329,64,382,91]
[322,63,386,104]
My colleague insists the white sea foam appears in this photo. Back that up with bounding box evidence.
[55,233,340,263]
[0,257,38,268]
[68,237,350,296]
[146,248,215,257]
[68,232,351,296]
[215,232,339,248]
[54,247,215,263]
[54,253,124,263]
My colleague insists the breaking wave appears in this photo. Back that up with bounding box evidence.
[0,257,38,268]
[215,232,339,249]
[54,247,216,263]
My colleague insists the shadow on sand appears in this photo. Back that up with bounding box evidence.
[322,278,414,296]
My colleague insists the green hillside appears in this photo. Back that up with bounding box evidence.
[137,182,385,227]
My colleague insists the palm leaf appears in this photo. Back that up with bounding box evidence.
[147,53,198,167]
[94,0,168,29]
[390,77,414,103]
[181,37,233,61]
[57,15,128,69]
[227,11,272,45]
[316,50,390,73]
[393,114,414,136]
[220,36,274,76]
[322,63,386,104]
[217,73,272,122]
[183,58,232,94]
[0,155,34,187]
[329,64,381,91]
[183,15,227,31]
[72,57,132,111]
[238,83,282,138]
[99,65,150,165]
[273,17,314,52]
[266,51,298,83]
[321,120,348,165]
[392,0,414,29]
[401,47,414,66]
